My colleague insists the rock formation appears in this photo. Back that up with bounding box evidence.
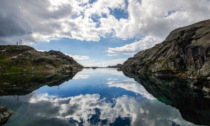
[0,45,83,74]
[122,19,210,78]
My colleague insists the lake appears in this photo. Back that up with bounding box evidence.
[0,68,209,126]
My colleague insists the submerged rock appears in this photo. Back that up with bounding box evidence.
[122,19,210,78]
[0,106,13,125]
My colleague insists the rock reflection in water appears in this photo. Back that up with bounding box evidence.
[123,71,210,126]
[0,72,77,96]
[0,69,205,126]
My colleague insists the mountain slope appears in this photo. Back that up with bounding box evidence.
[0,45,83,74]
[122,19,210,78]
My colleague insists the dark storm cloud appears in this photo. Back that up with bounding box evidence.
[0,14,32,37]
[0,0,73,44]
[0,0,32,37]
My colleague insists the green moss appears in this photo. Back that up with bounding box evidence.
[157,97,172,105]
[0,56,6,60]
[162,82,171,86]
[10,67,24,72]
[147,69,153,76]
[0,65,25,73]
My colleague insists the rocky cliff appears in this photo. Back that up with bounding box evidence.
[122,19,210,78]
[0,45,83,74]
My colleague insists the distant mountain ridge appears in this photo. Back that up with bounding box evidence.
[122,19,210,78]
[0,45,83,74]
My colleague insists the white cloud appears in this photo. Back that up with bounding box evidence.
[1,0,210,45]
[2,93,197,126]
[80,58,127,67]
[73,67,124,76]
[66,54,89,61]
[111,0,210,40]
[73,74,89,80]
[92,68,124,76]
[107,35,162,56]
[65,54,126,67]
[106,78,155,100]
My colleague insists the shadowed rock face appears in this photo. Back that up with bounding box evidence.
[122,19,210,78]
[0,45,83,74]
[123,71,210,126]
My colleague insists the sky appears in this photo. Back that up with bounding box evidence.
[0,0,210,66]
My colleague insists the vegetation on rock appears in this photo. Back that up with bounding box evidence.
[0,45,83,74]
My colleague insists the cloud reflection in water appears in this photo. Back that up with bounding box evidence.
[0,92,197,126]
[106,78,155,100]
[0,69,200,126]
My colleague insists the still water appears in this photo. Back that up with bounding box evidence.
[0,68,206,126]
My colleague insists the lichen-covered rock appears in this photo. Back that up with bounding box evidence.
[122,19,210,78]
[0,106,13,125]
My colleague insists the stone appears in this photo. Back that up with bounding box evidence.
[0,106,13,125]
[122,19,210,78]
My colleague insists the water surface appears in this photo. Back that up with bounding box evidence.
[0,68,205,126]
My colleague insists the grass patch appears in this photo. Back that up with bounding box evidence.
[0,56,6,60]
[3,66,24,73]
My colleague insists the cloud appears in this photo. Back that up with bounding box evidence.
[80,58,127,67]
[66,54,126,67]
[66,54,89,61]
[92,68,124,76]
[0,0,126,44]
[0,93,197,126]
[66,53,125,67]
[78,68,124,76]
[106,78,155,100]
[0,0,209,45]
[0,0,73,44]
[73,74,89,80]
[111,0,210,40]
[107,35,162,56]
